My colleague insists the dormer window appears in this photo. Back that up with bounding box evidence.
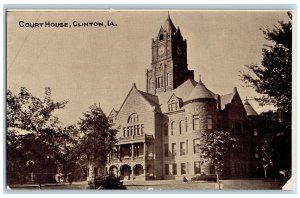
[168,100,178,112]
[167,94,182,112]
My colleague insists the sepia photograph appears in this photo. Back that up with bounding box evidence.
[5,9,293,191]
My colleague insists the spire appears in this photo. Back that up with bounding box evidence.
[177,26,182,37]
[163,12,176,34]
[185,78,216,102]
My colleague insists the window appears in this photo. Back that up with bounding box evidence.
[168,100,178,111]
[141,124,144,134]
[194,161,201,174]
[172,143,176,156]
[159,34,164,40]
[193,115,200,130]
[123,127,126,137]
[156,76,163,89]
[179,120,184,134]
[167,73,170,86]
[148,78,152,91]
[172,164,177,175]
[181,163,186,175]
[180,142,186,156]
[164,123,168,136]
[164,144,169,157]
[170,122,175,135]
[130,126,133,136]
[128,113,139,123]
[207,115,213,130]
[186,140,188,154]
[137,125,140,135]
[127,127,130,137]
[193,139,200,153]
[165,164,169,175]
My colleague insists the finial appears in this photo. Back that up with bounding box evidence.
[199,75,201,82]
[233,87,237,93]
[133,83,136,88]
[168,11,170,18]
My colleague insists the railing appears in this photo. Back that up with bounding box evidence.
[111,158,119,163]
[134,156,144,161]
[118,133,154,143]
[120,157,131,162]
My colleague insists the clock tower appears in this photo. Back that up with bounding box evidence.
[146,14,194,94]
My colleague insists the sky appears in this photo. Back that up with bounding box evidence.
[7,10,290,126]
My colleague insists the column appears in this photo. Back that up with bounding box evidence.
[118,145,120,162]
[131,144,134,160]
[143,142,146,159]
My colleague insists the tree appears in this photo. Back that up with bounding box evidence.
[7,87,68,185]
[258,111,291,178]
[77,104,117,180]
[240,12,292,116]
[198,130,236,189]
[240,12,292,175]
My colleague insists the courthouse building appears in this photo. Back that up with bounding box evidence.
[105,15,260,180]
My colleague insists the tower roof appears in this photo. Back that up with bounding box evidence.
[243,99,258,116]
[185,78,216,102]
[162,14,177,34]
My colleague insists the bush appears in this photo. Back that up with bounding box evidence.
[191,174,217,182]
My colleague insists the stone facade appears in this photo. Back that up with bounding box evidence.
[105,15,260,181]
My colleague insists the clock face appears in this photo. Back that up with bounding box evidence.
[158,46,165,56]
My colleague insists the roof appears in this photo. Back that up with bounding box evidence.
[156,78,197,112]
[243,99,258,116]
[185,79,216,102]
[139,90,161,112]
[220,93,235,110]
[108,108,118,118]
[163,14,177,34]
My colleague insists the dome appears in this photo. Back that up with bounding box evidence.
[185,79,216,102]
[244,99,258,116]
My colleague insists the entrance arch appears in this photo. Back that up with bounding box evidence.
[109,165,118,177]
[133,164,144,177]
[120,164,131,180]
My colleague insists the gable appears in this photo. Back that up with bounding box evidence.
[116,86,155,122]
[226,92,247,118]
[167,93,182,103]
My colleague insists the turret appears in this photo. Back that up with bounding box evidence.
[184,77,218,131]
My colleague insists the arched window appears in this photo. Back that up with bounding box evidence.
[128,113,139,123]
[171,121,175,135]
[179,120,184,134]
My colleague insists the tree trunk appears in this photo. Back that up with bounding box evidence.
[216,172,221,190]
